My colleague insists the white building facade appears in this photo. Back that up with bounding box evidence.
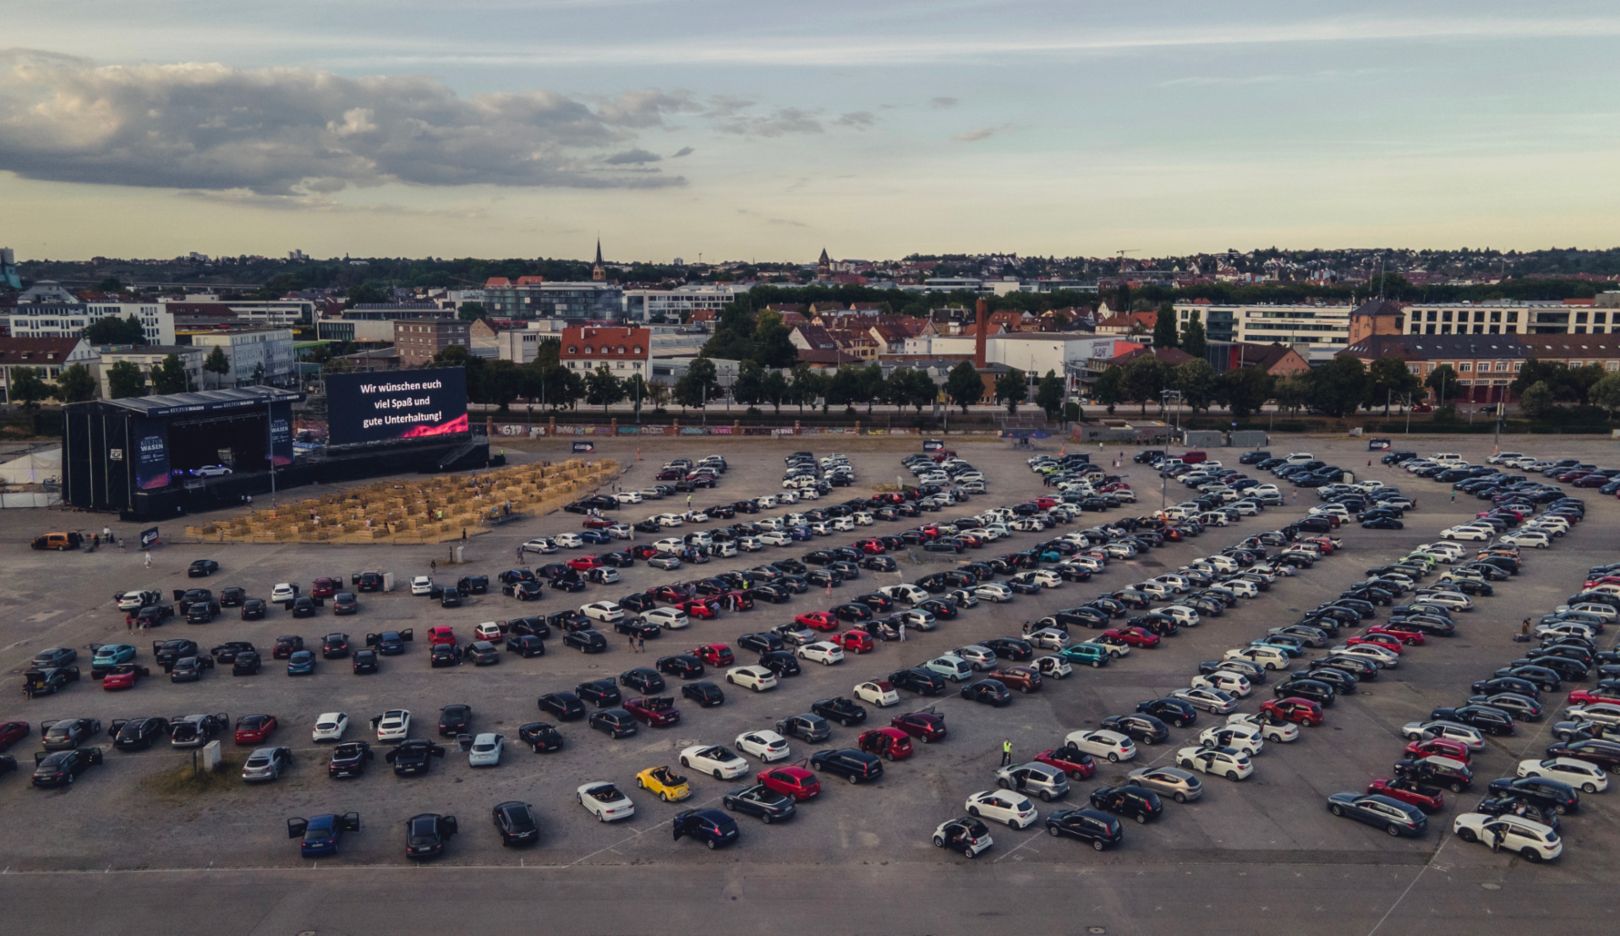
[1402,301,1620,336]
[622,285,746,322]
[3,301,176,345]
[1171,302,1354,351]
[189,329,297,387]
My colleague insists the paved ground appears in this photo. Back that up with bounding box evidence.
[2,433,1618,935]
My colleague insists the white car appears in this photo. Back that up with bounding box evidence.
[1414,591,1472,612]
[1033,656,1073,680]
[1329,643,1399,668]
[1441,525,1490,542]
[880,584,929,605]
[797,641,845,666]
[655,514,684,528]
[312,711,349,742]
[1064,728,1137,763]
[1224,646,1289,670]
[1191,671,1251,698]
[1172,687,1239,714]
[925,654,974,682]
[642,607,690,630]
[467,732,504,767]
[899,609,938,631]
[1175,745,1254,780]
[653,537,685,555]
[854,680,900,707]
[1026,627,1071,651]
[1199,724,1264,756]
[1518,757,1609,793]
[606,524,632,539]
[1400,720,1486,750]
[758,531,789,546]
[521,538,556,554]
[1219,578,1259,599]
[1502,531,1551,549]
[680,744,750,780]
[726,665,779,692]
[578,781,636,822]
[615,490,643,504]
[374,709,411,742]
[965,790,1038,829]
[854,512,875,526]
[1161,606,1200,627]
[974,583,1014,603]
[1227,712,1299,743]
[1452,812,1562,862]
[474,622,503,642]
[192,464,233,478]
[735,729,791,762]
[409,576,434,596]
[270,583,298,603]
[580,601,624,624]
[554,532,584,548]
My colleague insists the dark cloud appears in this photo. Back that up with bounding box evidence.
[929,96,960,109]
[0,49,684,195]
[602,147,661,164]
[670,146,695,158]
[836,111,876,130]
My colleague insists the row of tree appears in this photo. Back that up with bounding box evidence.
[6,348,253,408]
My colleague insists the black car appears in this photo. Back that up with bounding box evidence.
[32,747,104,788]
[758,650,802,678]
[518,721,564,753]
[111,717,171,751]
[328,741,374,778]
[620,667,667,695]
[320,633,352,659]
[588,708,638,738]
[775,713,833,743]
[1044,808,1124,850]
[438,704,473,737]
[960,680,1013,707]
[458,575,490,596]
[187,559,219,578]
[153,638,201,670]
[290,595,322,618]
[169,655,212,682]
[1136,697,1198,728]
[983,637,1034,661]
[1100,713,1171,745]
[505,634,546,658]
[1275,677,1337,707]
[239,598,268,621]
[1486,776,1580,815]
[810,697,868,726]
[231,651,262,676]
[576,679,622,707]
[808,748,883,785]
[492,801,539,846]
[1089,784,1163,824]
[673,808,741,849]
[386,739,447,776]
[564,629,609,653]
[535,692,586,721]
[405,813,458,860]
[1431,704,1516,736]
[350,649,379,674]
[723,783,797,824]
[738,632,784,655]
[430,644,462,667]
[681,681,725,708]
[1545,738,1620,770]
[890,667,946,696]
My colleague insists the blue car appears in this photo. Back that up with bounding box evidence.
[788,526,813,541]
[580,530,612,545]
[1326,793,1427,837]
[288,812,361,857]
[91,643,137,677]
[287,650,317,676]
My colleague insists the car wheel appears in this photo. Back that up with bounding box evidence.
[1521,847,1542,863]
[1227,771,1239,780]
[1092,839,1106,851]
[1451,782,1465,794]
[920,736,931,744]
[1584,783,1598,794]
[933,835,946,848]
[1107,752,1119,763]
[1457,827,1477,843]
[1134,813,1147,825]
[1386,824,1403,837]
[969,806,980,816]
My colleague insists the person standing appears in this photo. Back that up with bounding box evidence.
[898,622,907,642]
[1000,739,1013,767]
[1521,617,1532,638]
[144,551,152,569]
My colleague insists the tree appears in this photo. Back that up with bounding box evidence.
[854,364,886,414]
[202,346,232,388]
[8,366,52,409]
[1591,372,1620,415]
[55,363,98,403]
[1180,311,1207,359]
[483,360,525,411]
[1303,355,1367,417]
[1035,370,1065,419]
[761,369,791,414]
[674,358,720,411]
[95,276,125,292]
[825,368,864,412]
[944,361,984,413]
[1519,380,1557,419]
[995,368,1028,414]
[1425,364,1459,405]
[107,361,148,399]
[732,361,766,407]
[1152,305,1178,349]
[1271,374,1307,414]
[584,366,624,412]
[345,282,390,306]
[1173,359,1218,412]
[790,366,824,413]
[887,368,937,413]
[1122,356,1169,415]
[1365,357,1419,415]
[624,374,650,415]
[1219,366,1273,418]
[1093,367,1125,415]
[151,354,191,394]
[457,301,486,322]
[83,315,146,346]
[752,310,798,369]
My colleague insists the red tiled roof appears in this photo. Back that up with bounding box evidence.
[560,325,650,361]
[0,336,81,366]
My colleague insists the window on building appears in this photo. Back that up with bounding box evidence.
[1458,362,1471,372]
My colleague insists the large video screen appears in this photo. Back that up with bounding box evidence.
[326,367,470,446]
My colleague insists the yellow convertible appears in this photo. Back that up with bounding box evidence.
[636,765,692,802]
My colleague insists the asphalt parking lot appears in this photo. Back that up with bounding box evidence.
[3,432,1619,936]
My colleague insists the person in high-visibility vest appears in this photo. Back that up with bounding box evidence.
[1000,739,1013,766]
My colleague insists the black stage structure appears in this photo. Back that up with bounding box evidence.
[64,384,487,521]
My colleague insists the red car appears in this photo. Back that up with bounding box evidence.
[1405,737,1471,763]
[676,599,719,620]
[835,631,875,654]
[718,591,754,612]
[890,711,947,743]
[857,727,914,761]
[691,643,734,667]
[582,516,614,529]
[1034,745,1097,781]
[1367,776,1446,814]
[856,539,885,554]
[567,555,602,572]
[629,544,660,560]
[427,626,457,647]
[796,611,838,632]
[648,584,688,603]
[1365,625,1425,646]
[624,697,681,727]
[758,766,821,801]
[1261,697,1324,727]
[1568,689,1620,707]
[0,720,32,751]
[101,663,149,691]
[1102,627,1160,649]
[1345,634,1404,655]
[234,714,278,745]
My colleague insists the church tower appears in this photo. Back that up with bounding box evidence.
[591,238,606,282]
[816,247,831,279]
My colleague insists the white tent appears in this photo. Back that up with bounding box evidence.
[0,447,62,485]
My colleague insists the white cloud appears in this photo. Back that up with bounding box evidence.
[0,49,684,195]
[953,125,1008,143]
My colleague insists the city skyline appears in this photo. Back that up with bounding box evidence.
[4,0,1618,260]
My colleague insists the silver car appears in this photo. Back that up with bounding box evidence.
[242,746,291,783]
[995,762,1071,802]
[1126,765,1204,802]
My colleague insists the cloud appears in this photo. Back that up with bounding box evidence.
[835,110,876,130]
[953,125,1008,143]
[735,207,808,229]
[713,106,823,137]
[669,146,694,158]
[602,147,661,164]
[929,96,960,109]
[595,89,701,127]
[0,49,684,196]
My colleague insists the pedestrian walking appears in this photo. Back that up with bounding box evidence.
[898,622,907,642]
[125,613,134,632]
[144,551,152,569]
[629,633,636,652]
[430,559,438,574]
[1000,739,1013,767]
[461,528,468,542]
[1521,617,1532,637]
[1450,491,1457,503]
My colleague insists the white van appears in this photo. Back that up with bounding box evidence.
[1430,452,1464,466]
[1282,453,1315,466]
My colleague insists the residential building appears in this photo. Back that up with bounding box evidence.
[161,296,316,328]
[393,319,471,367]
[622,284,745,322]
[1171,301,1354,351]
[96,345,206,398]
[2,300,175,345]
[188,329,296,387]
[1217,342,1312,376]
[1340,333,1620,403]
[16,280,78,304]
[317,303,451,344]
[0,337,96,403]
[483,276,623,320]
[560,325,650,382]
[1348,299,1404,344]
[1401,300,1620,336]
[1096,309,1158,341]
[468,319,499,359]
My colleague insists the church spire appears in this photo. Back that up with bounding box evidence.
[592,237,606,282]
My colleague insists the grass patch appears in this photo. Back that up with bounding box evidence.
[139,752,245,799]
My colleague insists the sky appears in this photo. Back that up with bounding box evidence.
[3,0,1618,262]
